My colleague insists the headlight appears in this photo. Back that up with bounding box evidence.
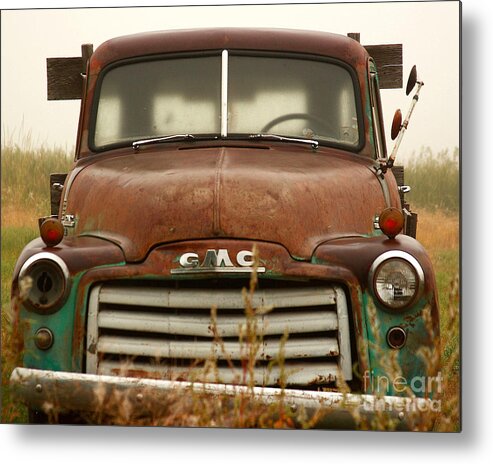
[18,252,70,313]
[369,251,424,309]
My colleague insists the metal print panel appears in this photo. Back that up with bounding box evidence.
[1,1,460,431]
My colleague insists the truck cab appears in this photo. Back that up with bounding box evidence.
[10,28,440,429]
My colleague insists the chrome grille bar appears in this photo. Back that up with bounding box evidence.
[97,335,339,360]
[98,310,338,337]
[98,286,337,309]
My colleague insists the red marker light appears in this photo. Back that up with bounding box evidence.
[378,207,404,239]
[40,218,64,247]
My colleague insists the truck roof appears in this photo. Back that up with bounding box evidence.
[90,28,369,72]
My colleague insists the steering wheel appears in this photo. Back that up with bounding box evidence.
[260,112,336,135]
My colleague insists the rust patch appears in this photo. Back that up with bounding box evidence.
[402,309,424,329]
[67,146,387,263]
[110,369,164,381]
[87,342,97,355]
[308,374,336,386]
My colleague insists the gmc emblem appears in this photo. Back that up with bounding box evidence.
[171,249,266,274]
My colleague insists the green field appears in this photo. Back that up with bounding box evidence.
[1,144,459,429]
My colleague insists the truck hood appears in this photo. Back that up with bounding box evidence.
[67,145,389,262]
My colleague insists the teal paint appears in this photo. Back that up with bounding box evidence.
[21,261,126,373]
[22,272,85,372]
[362,291,439,398]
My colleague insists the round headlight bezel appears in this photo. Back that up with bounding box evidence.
[18,252,70,314]
[369,250,425,310]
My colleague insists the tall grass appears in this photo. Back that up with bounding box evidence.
[410,155,460,428]
[1,225,39,423]
[404,147,459,212]
[1,139,73,423]
[1,138,73,217]
[416,210,460,431]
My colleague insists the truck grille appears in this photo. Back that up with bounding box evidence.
[85,283,352,387]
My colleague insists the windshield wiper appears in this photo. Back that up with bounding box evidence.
[132,134,217,151]
[249,134,318,150]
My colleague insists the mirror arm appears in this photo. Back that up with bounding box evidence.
[387,80,424,169]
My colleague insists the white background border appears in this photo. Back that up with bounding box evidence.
[1,0,490,461]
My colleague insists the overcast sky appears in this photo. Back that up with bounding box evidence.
[1,1,460,159]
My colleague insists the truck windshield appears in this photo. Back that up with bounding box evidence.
[92,53,360,150]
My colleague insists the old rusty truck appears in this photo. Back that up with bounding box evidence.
[10,28,440,429]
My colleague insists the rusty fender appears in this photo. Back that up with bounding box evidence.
[11,367,437,430]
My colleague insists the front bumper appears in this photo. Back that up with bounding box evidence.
[10,367,437,430]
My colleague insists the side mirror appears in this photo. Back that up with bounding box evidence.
[406,65,418,96]
[391,109,402,140]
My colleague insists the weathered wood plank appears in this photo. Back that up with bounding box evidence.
[47,57,83,100]
[347,32,402,89]
[81,43,94,73]
[50,173,67,215]
[391,165,405,206]
[391,165,405,186]
[406,212,418,238]
[364,44,403,89]
[347,32,361,43]
[47,44,92,100]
